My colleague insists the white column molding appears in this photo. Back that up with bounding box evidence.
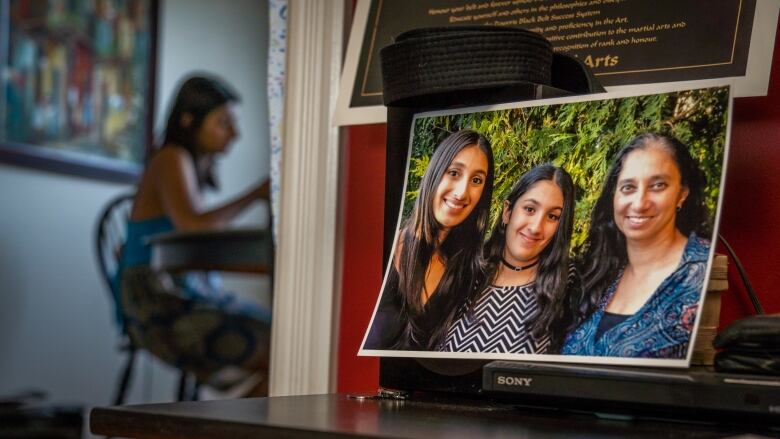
[269,0,344,396]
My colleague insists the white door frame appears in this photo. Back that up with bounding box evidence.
[269,0,345,396]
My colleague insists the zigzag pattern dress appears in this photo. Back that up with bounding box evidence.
[441,283,551,354]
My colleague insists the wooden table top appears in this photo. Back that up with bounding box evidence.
[148,227,273,273]
[90,393,764,439]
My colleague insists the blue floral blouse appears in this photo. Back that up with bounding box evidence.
[562,233,710,358]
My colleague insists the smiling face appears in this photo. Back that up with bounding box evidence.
[502,179,564,266]
[432,145,489,236]
[193,104,239,155]
[613,143,689,244]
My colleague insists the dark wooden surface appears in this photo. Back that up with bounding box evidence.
[148,227,273,273]
[89,393,766,439]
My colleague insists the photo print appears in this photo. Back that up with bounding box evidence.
[361,82,732,367]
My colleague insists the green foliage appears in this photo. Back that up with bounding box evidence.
[404,87,729,253]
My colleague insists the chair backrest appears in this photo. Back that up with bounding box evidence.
[95,193,135,328]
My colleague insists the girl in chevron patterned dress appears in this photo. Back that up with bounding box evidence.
[442,164,581,354]
[364,130,495,350]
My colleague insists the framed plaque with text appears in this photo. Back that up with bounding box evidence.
[335,0,778,125]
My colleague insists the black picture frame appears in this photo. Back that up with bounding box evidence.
[0,0,158,183]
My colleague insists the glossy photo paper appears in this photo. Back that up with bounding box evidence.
[360,81,732,367]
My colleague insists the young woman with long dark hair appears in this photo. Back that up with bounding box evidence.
[364,129,495,350]
[441,164,580,354]
[118,75,271,394]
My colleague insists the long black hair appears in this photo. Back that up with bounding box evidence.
[393,129,495,350]
[160,74,240,189]
[481,164,577,349]
[580,133,708,315]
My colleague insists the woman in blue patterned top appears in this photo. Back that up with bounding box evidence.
[563,133,711,358]
[442,164,582,354]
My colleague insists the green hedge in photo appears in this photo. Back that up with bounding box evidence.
[405,87,729,252]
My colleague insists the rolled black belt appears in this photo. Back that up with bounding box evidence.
[380,25,603,106]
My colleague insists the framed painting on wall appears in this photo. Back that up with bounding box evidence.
[0,0,158,182]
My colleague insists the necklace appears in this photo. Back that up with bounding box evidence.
[501,257,539,271]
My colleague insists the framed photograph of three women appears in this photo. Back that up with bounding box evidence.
[360,81,732,367]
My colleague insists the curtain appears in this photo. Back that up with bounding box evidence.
[268,0,287,242]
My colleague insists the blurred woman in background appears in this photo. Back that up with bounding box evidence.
[118,75,271,395]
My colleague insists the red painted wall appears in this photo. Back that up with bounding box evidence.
[717,25,780,324]
[336,22,780,393]
[336,124,385,393]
